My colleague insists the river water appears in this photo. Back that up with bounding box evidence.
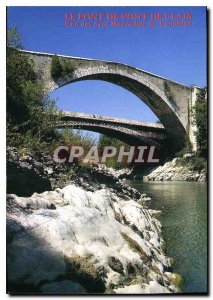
[128,181,208,293]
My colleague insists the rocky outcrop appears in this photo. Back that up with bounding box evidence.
[7,147,52,196]
[143,158,206,182]
[7,183,179,294]
[6,147,138,197]
[108,167,132,179]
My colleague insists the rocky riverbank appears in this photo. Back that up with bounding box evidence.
[143,157,206,182]
[7,147,180,294]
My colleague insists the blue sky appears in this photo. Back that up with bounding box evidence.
[8,6,207,131]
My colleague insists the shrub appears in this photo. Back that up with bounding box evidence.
[51,54,63,79]
[51,55,75,80]
[193,88,207,158]
[188,156,207,172]
[61,59,76,77]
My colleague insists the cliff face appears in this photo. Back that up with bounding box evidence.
[7,183,179,294]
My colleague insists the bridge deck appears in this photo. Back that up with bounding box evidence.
[20,49,190,88]
[60,111,165,130]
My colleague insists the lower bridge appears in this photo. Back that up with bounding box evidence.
[56,112,168,148]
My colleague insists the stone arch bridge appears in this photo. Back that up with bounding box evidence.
[57,111,167,148]
[20,50,200,152]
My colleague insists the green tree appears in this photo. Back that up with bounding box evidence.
[7,47,42,125]
[194,88,207,158]
[7,24,23,49]
[7,25,59,152]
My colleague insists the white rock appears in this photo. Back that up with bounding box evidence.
[7,184,177,293]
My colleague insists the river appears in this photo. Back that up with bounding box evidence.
[127,181,208,293]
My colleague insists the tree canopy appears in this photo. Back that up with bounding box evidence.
[194,88,207,158]
[7,25,59,151]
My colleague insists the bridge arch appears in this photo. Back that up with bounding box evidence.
[21,51,191,150]
[55,71,186,150]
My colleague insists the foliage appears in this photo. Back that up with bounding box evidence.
[98,134,130,169]
[188,156,207,172]
[175,155,207,173]
[51,55,76,80]
[7,47,40,125]
[99,134,124,148]
[7,25,60,154]
[62,59,76,77]
[50,55,63,80]
[60,128,96,148]
[7,24,23,49]
[193,88,207,158]
[48,128,96,159]
[175,88,207,173]
[6,27,94,158]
